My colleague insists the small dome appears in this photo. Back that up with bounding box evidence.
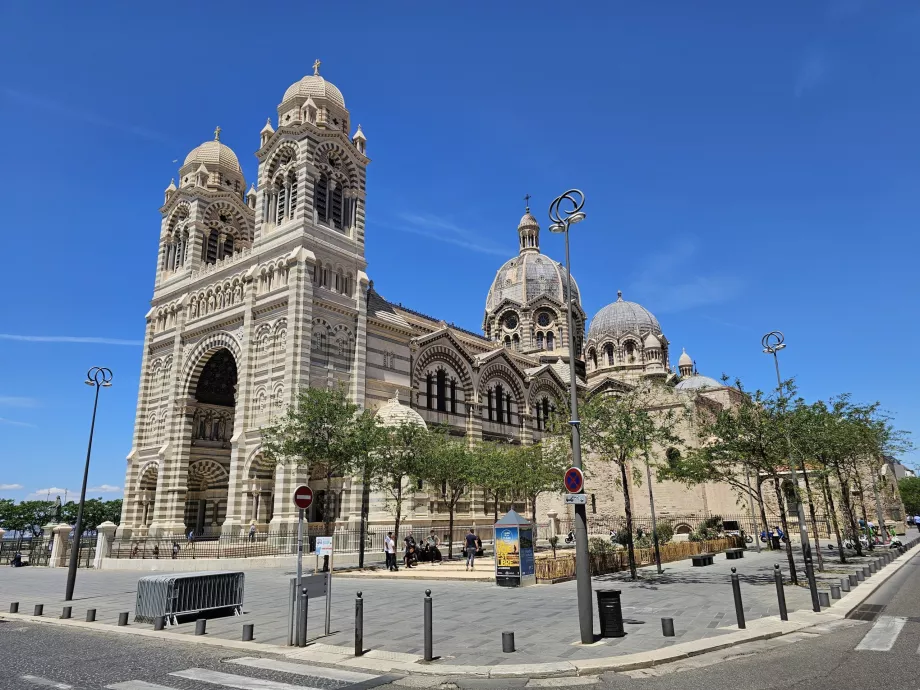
[518,211,539,231]
[282,75,346,110]
[643,332,661,349]
[485,252,580,312]
[183,139,242,174]
[375,391,427,429]
[260,118,275,135]
[678,348,692,367]
[676,374,722,392]
[587,291,661,342]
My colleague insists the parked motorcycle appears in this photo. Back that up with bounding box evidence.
[564,529,576,545]
[760,528,788,544]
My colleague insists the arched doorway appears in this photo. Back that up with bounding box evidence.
[184,348,237,535]
[137,464,158,531]
[246,455,276,529]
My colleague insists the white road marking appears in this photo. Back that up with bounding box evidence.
[20,677,73,689]
[106,682,179,689]
[170,668,322,690]
[855,615,907,651]
[226,657,377,683]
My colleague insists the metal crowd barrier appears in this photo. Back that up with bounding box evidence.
[134,571,244,626]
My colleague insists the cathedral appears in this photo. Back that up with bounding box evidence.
[118,64,739,539]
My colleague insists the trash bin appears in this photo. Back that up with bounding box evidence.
[770,535,781,550]
[596,590,626,638]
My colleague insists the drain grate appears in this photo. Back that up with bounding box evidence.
[847,604,886,622]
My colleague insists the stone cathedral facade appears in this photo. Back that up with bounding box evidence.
[118,65,741,539]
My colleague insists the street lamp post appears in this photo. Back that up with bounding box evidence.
[761,332,819,612]
[65,366,113,602]
[549,189,593,644]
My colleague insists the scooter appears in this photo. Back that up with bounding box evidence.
[564,529,576,545]
[760,528,788,544]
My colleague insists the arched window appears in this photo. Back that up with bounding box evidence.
[222,234,234,258]
[487,389,494,421]
[512,334,520,351]
[625,341,636,363]
[536,332,544,349]
[204,230,219,265]
[288,171,298,217]
[605,343,614,366]
[546,332,555,351]
[589,348,597,370]
[322,264,329,288]
[314,174,328,223]
[426,372,433,409]
[436,369,447,412]
[450,378,457,413]
[331,182,344,229]
[275,179,287,225]
[494,384,505,424]
[504,336,511,348]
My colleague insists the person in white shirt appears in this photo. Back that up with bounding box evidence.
[384,531,397,571]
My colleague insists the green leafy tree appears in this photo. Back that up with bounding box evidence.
[470,441,516,521]
[508,442,566,523]
[262,387,361,536]
[899,477,920,516]
[419,429,476,559]
[373,420,431,539]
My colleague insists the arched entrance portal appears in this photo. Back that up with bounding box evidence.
[184,348,237,535]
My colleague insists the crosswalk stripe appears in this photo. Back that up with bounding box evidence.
[20,677,73,689]
[170,668,322,690]
[855,615,907,651]
[226,657,378,683]
[106,682,179,689]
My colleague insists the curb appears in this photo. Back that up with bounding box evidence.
[2,543,917,679]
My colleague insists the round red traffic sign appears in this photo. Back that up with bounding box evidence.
[564,467,584,494]
[292,485,314,509]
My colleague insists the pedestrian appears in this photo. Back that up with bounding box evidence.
[384,531,397,571]
[425,530,442,563]
[465,529,477,571]
[249,523,257,542]
[152,544,160,559]
[404,531,417,568]
[915,514,920,529]
[187,528,195,543]
[172,541,180,559]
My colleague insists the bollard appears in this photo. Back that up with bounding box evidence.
[195,619,207,636]
[9,602,18,614]
[297,587,308,648]
[355,592,364,657]
[154,616,165,631]
[774,565,788,621]
[61,606,71,620]
[730,568,746,628]
[33,604,43,616]
[831,584,841,599]
[869,562,877,574]
[841,577,851,593]
[242,624,254,642]
[424,589,433,662]
[856,570,865,582]
[661,617,675,637]
[818,591,830,608]
[502,631,515,653]
[862,566,871,578]
[86,608,96,622]
[118,612,129,626]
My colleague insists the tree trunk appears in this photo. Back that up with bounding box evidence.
[494,490,499,522]
[530,495,537,523]
[800,469,824,571]
[854,472,874,550]
[822,473,846,563]
[393,483,403,541]
[358,468,370,569]
[619,461,638,580]
[773,476,799,585]
[447,502,456,560]
[324,469,333,537]
[836,465,863,556]
[757,477,771,548]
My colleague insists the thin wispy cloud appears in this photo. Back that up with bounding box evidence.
[0,334,141,346]
[2,89,171,143]
[0,418,37,428]
[389,213,508,257]
[0,396,39,407]
[88,484,122,495]
[795,50,830,97]
[628,239,743,313]
[0,484,23,491]
[27,487,72,500]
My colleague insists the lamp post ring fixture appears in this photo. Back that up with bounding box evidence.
[548,189,586,231]
[761,331,786,354]
[85,367,114,388]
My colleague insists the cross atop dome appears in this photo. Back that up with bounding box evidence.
[214,125,221,141]
[523,193,531,212]
[313,59,321,76]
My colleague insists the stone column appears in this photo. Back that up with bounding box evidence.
[93,521,117,570]
[547,510,560,538]
[50,523,72,568]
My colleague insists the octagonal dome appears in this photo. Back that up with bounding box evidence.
[183,139,242,174]
[375,392,426,429]
[675,374,722,392]
[587,291,661,342]
[485,252,580,312]
[281,75,346,110]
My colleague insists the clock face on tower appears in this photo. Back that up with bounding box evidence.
[503,313,518,330]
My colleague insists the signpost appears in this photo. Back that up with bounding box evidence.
[292,486,313,646]
[564,494,587,505]
[314,535,334,635]
[564,467,584,494]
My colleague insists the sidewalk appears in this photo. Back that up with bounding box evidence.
[1,530,916,672]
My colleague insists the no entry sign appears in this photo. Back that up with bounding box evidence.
[564,467,584,494]
[292,485,314,510]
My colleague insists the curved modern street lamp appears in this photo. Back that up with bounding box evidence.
[761,332,820,612]
[65,366,113,602]
[549,189,593,644]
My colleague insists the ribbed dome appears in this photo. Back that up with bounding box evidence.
[183,140,242,174]
[675,374,722,391]
[485,252,580,312]
[587,291,661,342]
[518,211,539,230]
[375,392,427,429]
[678,348,693,367]
[282,75,346,109]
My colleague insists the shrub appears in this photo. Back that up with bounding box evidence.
[656,522,674,544]
[588,536,615,555]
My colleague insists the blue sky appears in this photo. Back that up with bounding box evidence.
[1,1,918,501]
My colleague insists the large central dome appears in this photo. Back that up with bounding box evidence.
[485,252,580,311]
[281,75,346,109]
[587,291,661,342]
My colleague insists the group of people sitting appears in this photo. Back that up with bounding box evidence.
[383,529,483,571]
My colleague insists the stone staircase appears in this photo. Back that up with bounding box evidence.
[336,556,496,582]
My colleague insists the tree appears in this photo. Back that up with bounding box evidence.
[59,498,122,533]
[507,442,565,523]
[419,429,476,559]
[350,410,388,568]
[559,382,680,580]
[373,420,431,540]
[470,441,516,522]
[899,477,920,516]
[5,501,57,537]
[262,387,361,536]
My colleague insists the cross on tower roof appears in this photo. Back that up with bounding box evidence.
[214,126,221,141]
[313,59,321,76]
[523,193,531,212]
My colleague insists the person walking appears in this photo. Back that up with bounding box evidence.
[404,531,417,568]
[249,523,257,542]
[465,529,477,571]
[915,514,920,531]
[384,531,397,571]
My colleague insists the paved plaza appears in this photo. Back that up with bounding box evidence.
[3,534,915,668]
